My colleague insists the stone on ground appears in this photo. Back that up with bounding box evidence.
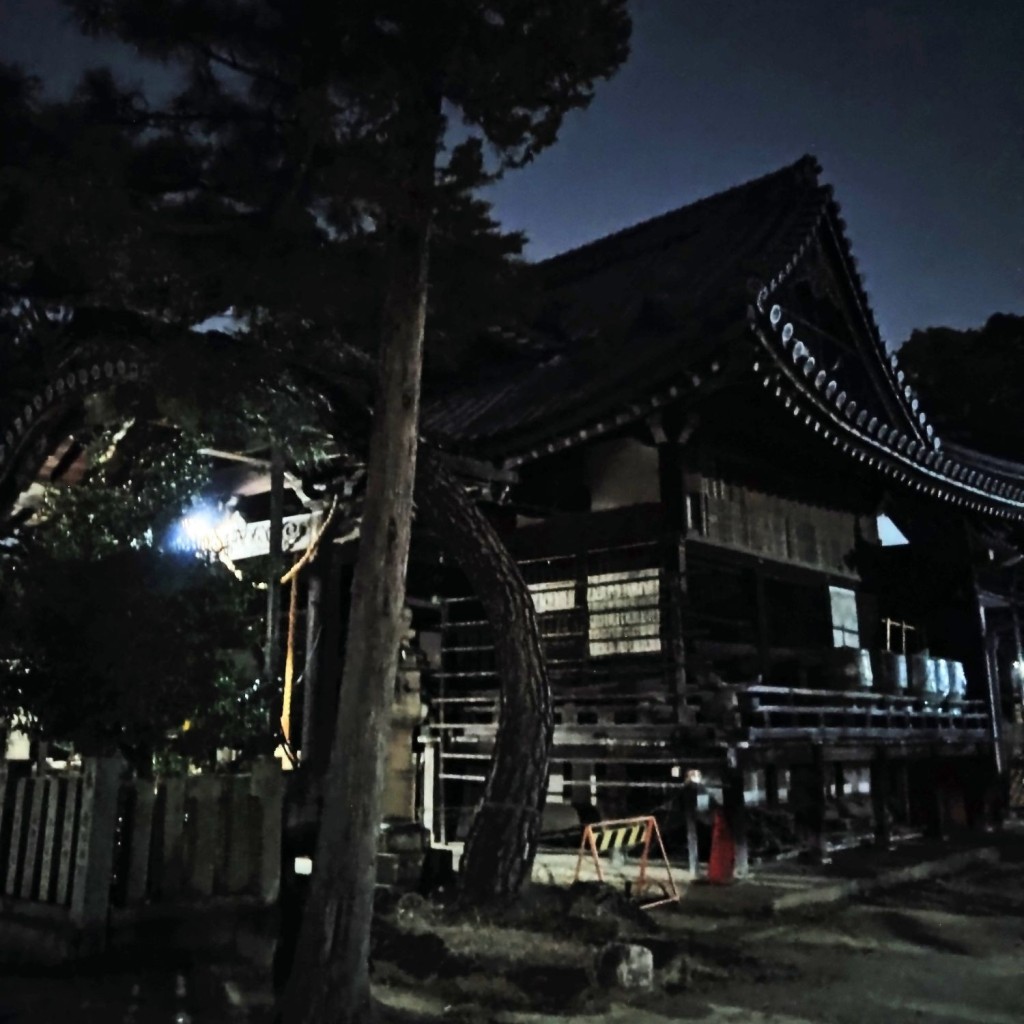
[595,942,654,990]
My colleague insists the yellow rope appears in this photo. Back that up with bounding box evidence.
[280,556,300,745]
[280,496,339,585]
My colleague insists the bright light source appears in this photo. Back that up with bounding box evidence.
[169,502,228,551]
[294,856,313,876]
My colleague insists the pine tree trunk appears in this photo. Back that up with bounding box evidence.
[416,449,553,903]
[279,131,436,1024]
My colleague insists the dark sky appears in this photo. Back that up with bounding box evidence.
[2,0,1021,346]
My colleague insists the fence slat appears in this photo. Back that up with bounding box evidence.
[126,781,156,903]
[37,778,62,902]
[19,778,47,899]
[55,777,80,905]
[5,779,27,895]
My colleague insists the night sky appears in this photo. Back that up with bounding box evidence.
[2,0,1021,347]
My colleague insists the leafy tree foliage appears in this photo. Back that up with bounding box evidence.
[0,420,265,771]
[899,313,1024,459]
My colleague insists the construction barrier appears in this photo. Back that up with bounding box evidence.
[573,815,680,909]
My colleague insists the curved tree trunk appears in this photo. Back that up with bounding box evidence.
[280,123,437,1024]
[416,448,553,903]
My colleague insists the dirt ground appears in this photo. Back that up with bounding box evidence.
[2,833,1023,1022]
[371,835,1024,1024]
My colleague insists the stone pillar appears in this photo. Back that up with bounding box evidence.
[70,758,122,952]
[250,757,283,904]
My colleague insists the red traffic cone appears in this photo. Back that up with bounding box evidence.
[707,808,735,885]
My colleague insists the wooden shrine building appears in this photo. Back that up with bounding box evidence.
[410,156,1024,862]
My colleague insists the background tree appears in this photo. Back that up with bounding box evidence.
[899,313,1024,459]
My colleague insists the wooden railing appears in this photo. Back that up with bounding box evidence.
[738,685,991,744]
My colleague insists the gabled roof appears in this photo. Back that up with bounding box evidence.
[425,156,826,460]
[426,157,1024,522]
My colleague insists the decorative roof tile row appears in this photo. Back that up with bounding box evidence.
[750,296,1024,520]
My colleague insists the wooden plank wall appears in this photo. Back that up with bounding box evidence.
[701,478,859,576]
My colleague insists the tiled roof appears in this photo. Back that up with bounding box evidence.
[426,155,1024,522]
[424,156,827,461]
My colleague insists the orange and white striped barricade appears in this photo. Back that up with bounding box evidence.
[573,815,680,909]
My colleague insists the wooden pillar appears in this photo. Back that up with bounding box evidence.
[892,760,911,827]
[833,762,845,801]
[808,746,829,864]
[306,546,343,776]
[658,439,690,725]
[264,443,286,732]
[921,751,947,840]
[973,580,1004,776]
[682,779,700,877]
[964,756,1001,832]
[764,764,780,808]
[754,563,770,683]
[723,765,748,878]
[871,748,892,849]
[299,556,325,768]
[665,535,690,723]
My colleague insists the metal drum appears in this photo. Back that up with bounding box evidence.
[874,651,907,694]
[948,660,967,701]
[908,651,930,696]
